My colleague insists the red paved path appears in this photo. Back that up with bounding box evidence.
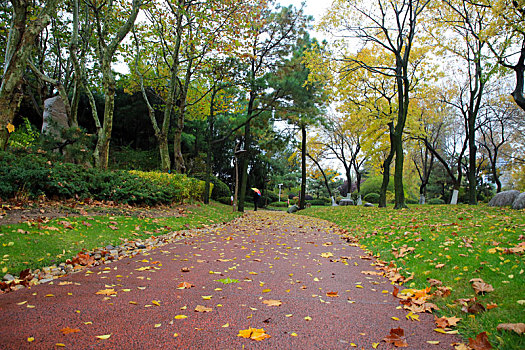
[0,211,461,349]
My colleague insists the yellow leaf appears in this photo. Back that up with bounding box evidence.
[6,123,15,133]
[391,317,399,321]
[1,267,7,273]
[152,300,161,306]
[304,316,312,321]
[154,324,161,328]
[174,315,188,319]
[129,301,137,305]
[56,343,66,347]
[372,343,379,348]
[173,333,179,337]
[291,332,298,336]
[285,314,293,317]
[221,323,230,328]
[262,289,271,293]
[27,337,34,342]
[356,285,363,289]
[201,295,212,300]
[95,334,112,340]
[45,294,54,297]
[17,301,27,305]
[320,252,333,258]
[427,341,440,345]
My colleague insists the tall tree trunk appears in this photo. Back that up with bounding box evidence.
[94,70,115,169]
[307,153,333,199]
[0,0,60,149]
[510,43,525,112]
[467,112,478,205]
[238,119,251,212]
[299,124,307,210]
[204,88,217,204]
[379,122,395,208]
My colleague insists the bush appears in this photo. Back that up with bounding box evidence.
[363,192,380,204]
[264,190,279,203]
[361,176,394,198]
[427,198,446,205]
[0,151,206,205]
[271,201,289,207]
[193,174,231,200]
[405,197,419,205]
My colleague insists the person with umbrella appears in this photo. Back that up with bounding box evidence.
[252,188,261,211]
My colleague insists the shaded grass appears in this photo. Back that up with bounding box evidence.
[0,202,240,274]
[300,204,525,349]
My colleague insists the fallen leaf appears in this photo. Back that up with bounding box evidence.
[383,327,408,347]
[496,323,525,335]
[151,300,161,306]
[262,289,271,293]
[222,323,230,328]
[95,334,112,340]
[471,280,494,295]
[154,324,161,328]
[320,252,334,258]
[174,315,188,319]
[201,295,212,300]
[468,332,492,350]
[304,316,312,321]
[427,340,440,345]
[195,305,213,312]
[262,299,282,307]
[177,282,194,289]
[27,337,34,342]
[95,289,117,296]
[326,291,339,297]
[60,327,80,335]
[486,303,498,310]
[237,327,270,341]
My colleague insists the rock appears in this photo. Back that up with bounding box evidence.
[364,202,375,207]
[512,193,525,210]
[3,274,15,282]
[105,245,115,250]
[287,205,299,214]
[109,249,119,257]
[94,253,102,260]
[488,190,520,207]
[136,243,146,249]
[42,95,69,139]
[39,278,54,284]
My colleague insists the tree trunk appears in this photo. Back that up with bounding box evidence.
[510,43,525,112]
[204,89,217,204]
[307,153,333,199]
[299,124,307,210]
[94,67,115,169]
[379,122,395,208]
[393,131,407,209]
[238,119,251,213]
[0,0,60,149]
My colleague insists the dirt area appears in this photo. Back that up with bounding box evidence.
[0,198,187,226]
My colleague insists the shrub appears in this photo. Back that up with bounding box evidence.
[264,190,279,203]
[193,174,231,200]
[405,197,419,205]
[427,198,446,205]
[217,196,232,205]
[363,192,380,204]
[361,176,394,198]
[271,201,289,207]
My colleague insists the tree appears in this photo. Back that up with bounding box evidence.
[318,0,431,209]
[89,0,141,169]
[0,0,61,150]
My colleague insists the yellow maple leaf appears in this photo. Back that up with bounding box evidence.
[6,123,15,133]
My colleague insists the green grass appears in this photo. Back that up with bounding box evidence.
[0,202,240,274]
[300,204,525,349]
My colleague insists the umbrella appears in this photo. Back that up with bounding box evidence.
[251,188,261,196]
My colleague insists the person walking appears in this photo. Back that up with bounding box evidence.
[252,188,261,211]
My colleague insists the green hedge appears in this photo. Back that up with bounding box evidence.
[363,192,380,204]
[0,151,206,205]
[427,198,446,205]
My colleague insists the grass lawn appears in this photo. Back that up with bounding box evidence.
[0,202,240,275]
[301,204,524,349]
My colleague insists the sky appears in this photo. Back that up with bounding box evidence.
[278,0,332,40]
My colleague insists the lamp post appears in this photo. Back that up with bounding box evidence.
[278,183,283,202]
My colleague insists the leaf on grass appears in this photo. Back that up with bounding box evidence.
[195,305,212,312]
[471,280,494,295]
[383,328,408,347]
[468,332,492,350]
[496,323,525,335]
[262,299,282,307]
[435,316,461,328]
[486,303,498,310]
[237,327,270,341]
[60,327,80,335]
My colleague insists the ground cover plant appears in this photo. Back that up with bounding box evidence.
[301,205,525,349]
[0,202,239,275]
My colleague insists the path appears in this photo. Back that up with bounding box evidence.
[0,211,460,349]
